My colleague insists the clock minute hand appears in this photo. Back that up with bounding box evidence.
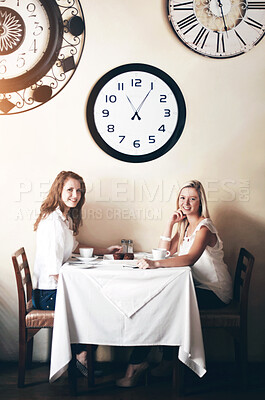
[217,0,228,37]
[131,86,153,120]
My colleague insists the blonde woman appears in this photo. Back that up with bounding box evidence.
[117,180,232,387]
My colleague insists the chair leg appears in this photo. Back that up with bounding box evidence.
[26,337,34,368]
[233,330,248,387]
[68,345,77,396]
[172,346,185,396]
[87,344,95,388]
[240,329,248,384]
[234,337,241,366]
[18,329,27,388]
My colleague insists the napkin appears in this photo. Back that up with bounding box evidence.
[87,268,187,318]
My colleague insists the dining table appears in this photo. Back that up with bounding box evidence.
[49,253,206,383]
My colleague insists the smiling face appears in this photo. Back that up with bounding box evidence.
[61,178,82,214]
[178,187,201,216]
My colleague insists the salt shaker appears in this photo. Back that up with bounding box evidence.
[127,239,133,253]
[121,239,127,254]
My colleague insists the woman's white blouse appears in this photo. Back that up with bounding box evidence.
[33,208,78,289]
[179,218,232,304]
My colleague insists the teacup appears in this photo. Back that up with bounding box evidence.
[80,248,94,258]
[152,248,170,260]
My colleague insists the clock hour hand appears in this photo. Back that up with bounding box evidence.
[126,95,141,120]
[217,0,228,36]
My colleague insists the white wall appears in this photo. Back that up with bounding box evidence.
[1,0,265,362]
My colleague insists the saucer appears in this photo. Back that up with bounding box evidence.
[76,256,98,262]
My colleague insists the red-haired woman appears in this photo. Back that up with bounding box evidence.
[32,171,120,376]
[33,170,120,310]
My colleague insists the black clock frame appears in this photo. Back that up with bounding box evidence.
[0,1,63,93]
[86,63,186,163]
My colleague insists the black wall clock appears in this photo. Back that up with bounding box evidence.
[0,0,85,114]
[86,63,186,163]
[168,0,265,58]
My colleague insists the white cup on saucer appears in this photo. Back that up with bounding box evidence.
[152,248,170,260]
[80,248,94,258]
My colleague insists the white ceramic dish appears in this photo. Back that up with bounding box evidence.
[75,256,98,262]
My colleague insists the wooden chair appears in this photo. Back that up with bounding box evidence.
[172,247,255,395]
[12,247,54,387]
[200,247,255,383]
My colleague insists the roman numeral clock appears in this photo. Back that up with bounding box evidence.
[0,0,85,114]
[168,0,265,57]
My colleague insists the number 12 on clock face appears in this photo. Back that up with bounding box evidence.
[86,64,186,163]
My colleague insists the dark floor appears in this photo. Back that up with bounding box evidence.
[0,361,265,400]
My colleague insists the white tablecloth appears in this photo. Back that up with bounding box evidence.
[49,260,206,382]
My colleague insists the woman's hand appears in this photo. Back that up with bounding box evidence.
[106,245,122,254]
[50,274,59,282]
[169,209,186,225]
[137,258,158,269]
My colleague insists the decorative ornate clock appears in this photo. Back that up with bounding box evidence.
[0,0,85,114]
[86,63,186,163]
[168,0,265,58]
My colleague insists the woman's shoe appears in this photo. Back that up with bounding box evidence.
[151,360,173,377]
[116,362,149,388]
[76,359,88,377]
[76,360,103,378]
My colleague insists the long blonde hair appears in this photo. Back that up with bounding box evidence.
[34,171,86,234]
[176,180,210,252]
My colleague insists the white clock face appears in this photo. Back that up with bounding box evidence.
[87,64,186,163]
[0,1,50,80]
[94,72,179,156]
[168,0,265,58]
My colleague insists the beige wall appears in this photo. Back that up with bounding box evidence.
[1,0,265,362]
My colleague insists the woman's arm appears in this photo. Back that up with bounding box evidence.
[94,245,121,255]
[158,209,186,253]
[75,244,121,255]
[138,226,212,269]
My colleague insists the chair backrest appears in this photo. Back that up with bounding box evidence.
[233,248,254,318]
[12,247,33,324]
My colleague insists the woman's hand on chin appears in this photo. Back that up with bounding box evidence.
[170,209,186,225]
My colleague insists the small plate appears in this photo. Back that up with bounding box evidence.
[75,256,98,262]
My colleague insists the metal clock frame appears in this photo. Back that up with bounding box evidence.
[0,0,85,114]
[0,1,63,93]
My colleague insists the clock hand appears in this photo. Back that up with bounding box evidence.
[217,0,228,37]
[126,95,141,120]
[131,85,153,120]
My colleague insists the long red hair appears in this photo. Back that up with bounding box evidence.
[34,171,86,234]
